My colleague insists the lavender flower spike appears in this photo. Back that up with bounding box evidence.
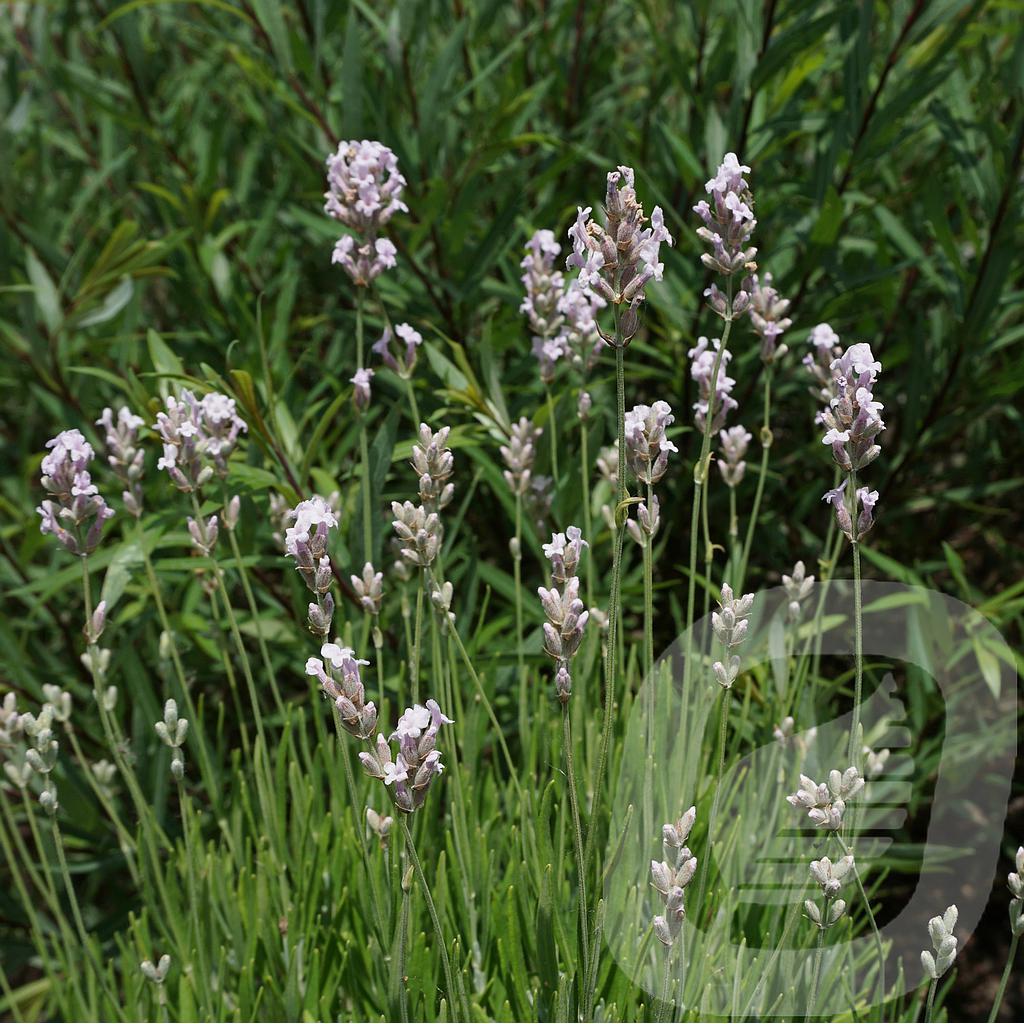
[819,342,885,474]
[359,699,452,813]
[306,642,376,739]
[718,425,752,488]
[96,406,145,517]
[625,401,678,485]
[501,417,541,497]
[693,152,757,281]
[566,166,673,344]
[373,323,422,378]
[748,272,792,363]
[520,229,566,383]
[37,429,114,555]
[688,336,737,434]
[539,525,590,702]
[411,424,455,513]
[651,808,698,948]
[285,496,338,597]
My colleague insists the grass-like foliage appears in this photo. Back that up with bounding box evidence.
[1,1,1022,1021]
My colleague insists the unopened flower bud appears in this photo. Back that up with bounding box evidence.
[223,494,241,531]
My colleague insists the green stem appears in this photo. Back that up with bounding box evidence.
[682,286,735,706]
[513,493,526,753]
[563,704,590,987]
[848,538,864,767]
[832,832,885,1004]
[988,932,1019,1022]
[589,333,626,847]
[658,948,674,1023]
[404,376,421,429]
[443,592,522,800]
[738,368,773,588]
[545,384,560,483]
[643,479,655,841]
[359,413,374,565]
[225,518,284,718]
[692,687,730,923]
[580,413,594,608]
[137,524,220,803]
[924,979,937,1023]
[808,922,826,1019]
[355,286,364,369]
[411,571,424,706]
[402,818,465,1018]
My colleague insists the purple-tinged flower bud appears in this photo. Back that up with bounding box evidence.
[223,494,241,532]
[187,514,219,556]
[822,481,853,540]
[577,390,592,421]
[856,487,879,538]
[86,600,107,645]
[351,562,384,615]
[351,368,374,412]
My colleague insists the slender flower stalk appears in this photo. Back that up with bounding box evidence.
[988,846,1024,1021]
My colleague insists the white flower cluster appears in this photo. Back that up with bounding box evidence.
[786,767,864,831]
[650,807,698,948]
[359,699,452,814]
[325,139,407,286]
[538,527,590,703]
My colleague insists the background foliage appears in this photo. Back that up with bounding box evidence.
[1,0,1022,1020]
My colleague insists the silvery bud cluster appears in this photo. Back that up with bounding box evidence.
[81,646,112,678]
[748,272,792,363]
[501,417,541,497]
[324,139,406,286]
[187,513,219,557]
[819,343,885,475]
[567,165,673,340]
[373,323,422,379]
[718,425,752,489]
[711,585,754,690]
[285,496,338,597]
[96,406,145,516]
[306,642,376,739]
[822,479,879,543]
[539,526,590,704]
[692,152,757,280]
[36,429,115,555]
[810,855,854,899]
[1007,847,1024,936]
[91,758,117,799]
[804,894,848,928]
[688,336,737,434]
[41,684,72,724]
[391,502,441,568]
[863,744,890,779]
[786,767,864,831]
[22,704,60,813]
[412,424,455,513]
[521,229,567,383]
[154,390,247,492]
[577,390,592,421]
[430,580,455,629]
[0,692,23,747]
[141,954,171,985]
[366,807,393,848]
[359,699,452,814]
[921,905,958,980]
[625,401,678,486]
[307,594,336,638]
[155,698,189,780]
[627,493,660,547]
[350,368,374,413]
[773,716,794,746]
[351,562,384,615]
[597,444,619,489]
[782,560,814,623]
[651,807,698,948]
